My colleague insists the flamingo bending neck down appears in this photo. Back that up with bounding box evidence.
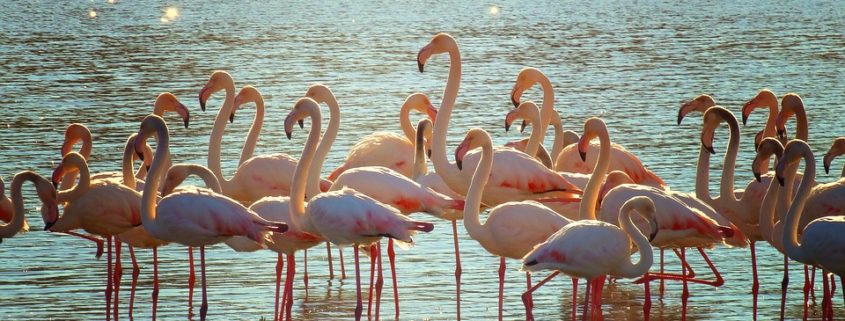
[134,114,287,321]
[509,67,565,164]
[285,97,434,321]
[503,100,554,168]
[823,137,845,177]
[0,172,58,241]
[777,140,845,321]
[417,32,581,207]
[774,93,807,142]
[456,127,574,321]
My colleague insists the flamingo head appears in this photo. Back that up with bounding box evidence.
[404,93,438,122]
[775,93,804,140]
[417,33,457,73]
[505,101,540,133]
[578,117,607,162]
[823,137,845,175]
[775,140,811,186]
[135,115,167,160]
[752,137,784,183]
[51,152,85,190]
[154,92,190,128]
[510,67,545,107]
[60,123,91,158]
[677,94,715,125]
[161,165,190,196]
[455,128,490,171]
[623,196,659,242]
[284,98,321,140]
[32,174,59,231]
[699,106,737,155]
[741,89,777,126]
[599,171,634,204]
[232,85,262,124]
[198,70,234,112]
[415,118,434,158]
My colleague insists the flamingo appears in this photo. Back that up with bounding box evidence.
[776,139,845,321]
[48,151,143,321]
[522,196,656,321]
[0,172,57,241]
[741,89,781,145]
[324,90,437,181]
[285,97,434,321]
[680,93,771,151]
[505,110,578,169]
[455,127,574,321]
[133,114,287,321]
[199,72,329,204]
[417,32,581,207]
[823,137,845,177]
[508,67,565,164]
[774,93,808,142]
[503,100,554,168]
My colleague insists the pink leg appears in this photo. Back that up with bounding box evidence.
[152,247,159,321]
[339,246,346,279]
[750,242,758,321]
[804,265,811,321]
[188,246,196,316]
[127,246,140,318]
[367,245,376,318]
[641,247,722,287]
[375,241,384,321]
[279,254,288,321]
[451,220,462,321]
[781,256,790,321]
[526,273,534,316]
[354,246,363,321]
[199,246,208,321]
[326,244,334,280]
[387,238,398,319]
[822,271,830,321]
[285,253,295,321]
[828,272,835,321]
[581,277,591,321]
[498,257,505,321]
[106,236,113,321]
[643,273,651,321]
[303,250,309,296]
[64,231,105,259]
[659,249,665,299]
[593,276,607,321]
[274,253,283,321]
[113,240,122,321]
[521,271,559,321]
[811,266,817,306]
[572,278,579,321]
[681,248,688,321]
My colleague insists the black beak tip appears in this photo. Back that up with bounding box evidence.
[777,175,785,186]
[298,119,304,129]
[52,181,58,189]
[754,172,762,183]
[777,129,786,140]
[520,120,527,133]
[456,160,463,171]
[579,151,587,162]
[676,112,684,126]
[417,60,425,73]
[741,114,749,126]
[649,229,658,242]
[824,163,831,174]
[229,113,235,123]
[183,119,189,129]
[704,145,715,155]
[511,95,519,108]
[285,131,292,140]
[44,221,55,231]
[427,149,432,158]
[199,99,206,112]
[504,122,511,132]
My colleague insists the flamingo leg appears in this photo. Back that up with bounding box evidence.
[152,247,159,321]
[498,257,505,321]
[782,255,790,321]
[452,220,462,321]
[354,246,363,321]
[750,241,758,321]
[593,275,606,321]
[106,236,113,321]
[681,248,688,321]
[113,240,123,321]
[581,277,591,321]
[521,271,559,321]
[804,264,811,321]
[572,278,579,321]
[274,253,283,321]
[339,246,347,279]
[375,241,384,321]
[639,247,722,287]
[303,250,309,296]
[199,246,208,321]
[810,266,817,306]
[285,253,295,321]
[64,231,105,259]
[822,270,830,321]
[828,272,835,321]
[279,254,288,321]
[188,246,196,316]
[326,244,334,280]
[659,249,664,299]
[367,244,376,318]
[387,238,398,319]
[643,273,651,321]
[526,273,533,317]
[127,245,139,318]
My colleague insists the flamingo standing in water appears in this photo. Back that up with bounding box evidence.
[522,196,656,321]
[133,114,287,321]
[454,127,575,321]
[776,140,845,321]
[417,32,581,207]
[285,97,434,321]
[0,172,58,241]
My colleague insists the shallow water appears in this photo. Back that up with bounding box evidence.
[1,0,845,320]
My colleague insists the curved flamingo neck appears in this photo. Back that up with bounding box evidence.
[616,200,655,278]
[238,96,265,166]
[172,164,223,194]
[759,155,782,243]
[306,95,339,200]
[463,132,495,247]
[208,83,238,193]
[399,102,417,143]
[413,120,430,180]
[782,143,816,264]
[431,43,465,195]
[1,172,47,238]
[523,103,544,156]
[140,118,171,231]
[761,95,779,138]
[290,104,323,229]
[792,107,808,141]
[57,155,91,204]
[60,130,92,192]
[579,122,610,221]
[694,145,713,203]
[717,112,741,204]
[549,113,565,162]
[121,135,139,190]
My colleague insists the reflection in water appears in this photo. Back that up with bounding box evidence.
[0,0,844,320]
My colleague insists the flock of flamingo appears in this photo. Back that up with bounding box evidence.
[1,32,844,321]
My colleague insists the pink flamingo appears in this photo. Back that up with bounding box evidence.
[0,172,58,241]
[823,137,845,177]
[776,139,845,320]
[741,89,781,145]
[773,93,807,142]
[133,114,287,321]
[522,196,656,321]
[508,67,565,164]
[199,72,329,204]
[503,100,554,168]
[285,97,434,321]
[324,90,437,181]
[417,33,581,207]
[455,127,575,321]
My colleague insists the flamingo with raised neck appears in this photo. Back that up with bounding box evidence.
[0,172,58,241]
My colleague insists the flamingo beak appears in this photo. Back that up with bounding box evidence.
[510,84,523,108]
[677,101,693,125]
[741,99,756,126]
[198,86,211,112]
[753,170,762,183]
[455,140,469,171]
[229,112,235,123]
[43,220,55,231]
[648,218,659,242]
[823,153,833,174]
[777,174,785,186]
[425,103,438,121]
[50,166,63,190]
[520,120,528,133]
[176,103,190,129]
[417,43,433,73]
